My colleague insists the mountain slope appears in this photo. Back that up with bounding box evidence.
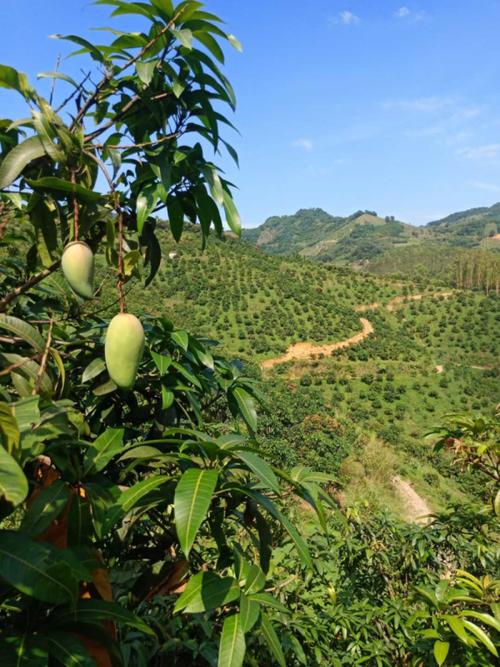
[244,204,500,268]
[244,208,428,264]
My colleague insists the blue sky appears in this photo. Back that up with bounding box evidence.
[2,1,500,226]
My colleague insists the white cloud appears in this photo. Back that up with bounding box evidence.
[458,144,500,159]
[394,6,425,21]
[292,138,313,152]
[471,181,500,193]
[395,6,411,18]
[330,10,360,26]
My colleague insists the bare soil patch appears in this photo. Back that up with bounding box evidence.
[392,476,432,524]
[261,318,374,370]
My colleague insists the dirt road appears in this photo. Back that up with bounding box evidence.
[354,291,454,313]
[261,291,455,370]
[261,317,374,370]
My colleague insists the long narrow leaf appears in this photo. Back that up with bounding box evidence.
[174,468,218,557]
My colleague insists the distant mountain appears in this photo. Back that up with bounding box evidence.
[426,203,500,248]
[244,208,428,264]
[244,203,500,268]
[243,208,345,255]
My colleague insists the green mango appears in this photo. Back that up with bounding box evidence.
[105,313,145,389]
[61,241,94,299]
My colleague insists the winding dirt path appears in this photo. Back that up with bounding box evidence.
[355,291,454,313]
[261,291,456,370]
[261,318,374,370]
[392,476,432,524]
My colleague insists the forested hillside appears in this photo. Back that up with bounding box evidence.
[244,204,500,276]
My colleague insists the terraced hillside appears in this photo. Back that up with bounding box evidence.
[95,227,499,515]
[109,226,401,357]
[265,289,499,511]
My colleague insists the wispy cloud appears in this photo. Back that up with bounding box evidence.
[292,138,313,152]
[458,144,500,159]
[394,6,425,21]
[471,180,500,193]
[330,10,360,26]
[404,125,444,138]
[383,97,453,112]
[395,6,411,18]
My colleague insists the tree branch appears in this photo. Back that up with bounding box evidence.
[33,319,54,395]
[72,6,188,129]
[0,262,59,313]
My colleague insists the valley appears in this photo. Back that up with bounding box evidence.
[98,224,499,520]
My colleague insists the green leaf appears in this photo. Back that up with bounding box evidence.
[433,640,449,666]
[0,64,32,97]
[230,387,257,432]
[167,196,184,242]
[45,632,95,667]
[123,249,141,276]
[172,330,189,351]
[171,361,203,389]
[227,34,243,52]
[218,613,245,667]
[136,60,157,86]
[0,314,46,352]
[151,351,172,375]
[444,615,470,644]
[136,186,158,234]
[460,611,500,634]
[83,428,124,475]
[174,571,240,614]
[174,468,218,557]
[118,445,163,462]
[247,592,289,614]
[11,396,40,432]
[117,474,169,513]
[161,385,175,409]
[21,480,70,536]
[150,0,174,19]
[172,28,193,50]
[51,34,106,64]
[239,593,260,632]
[93,379,117,396]
[246,491,312,568]
[0,402,20,453]
[51,599,155,636]
[0,445,28,507]
[37,71,79,88]
[462,620,498,657]
[103,0,155,19]
[27,177,102,204]
[233,450,280,494]
[260,613,286,667]
[222,188,241,235]
[0,530,78,604]
[82,358,106,383]
[0,135,47,189]
[204,166,224,204]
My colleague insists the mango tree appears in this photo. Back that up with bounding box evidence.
[0,2,331,664]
